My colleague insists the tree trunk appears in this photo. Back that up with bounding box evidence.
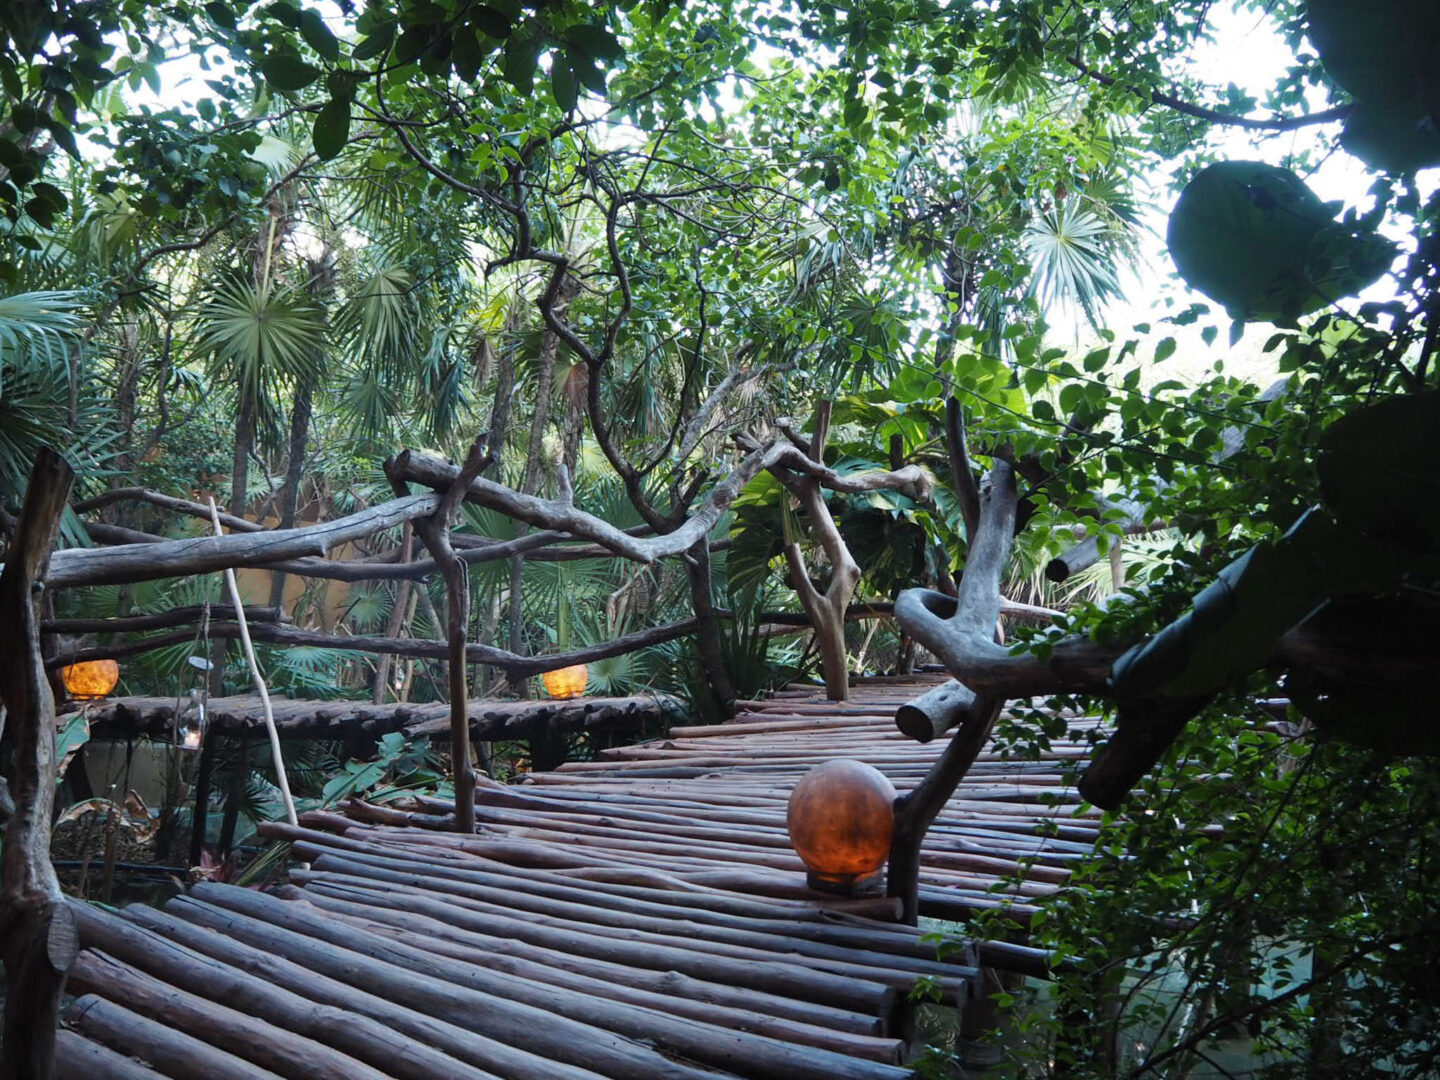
[484,302,524,479]
[771,407,858,702]
[395,444,488,835]
[267,375,314,610]
[212,388,256,697]
[216,729,252,856]
[0,447,77,1080]
[561,362,587,477]
[684,539,737,713]
[508,275,580,697]
[372,526,415,705]
[522,273,579,499]
[111,323,142,482]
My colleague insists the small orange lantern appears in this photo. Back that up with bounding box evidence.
[62,659,120,700]
[787,758,896,893]
[542,663,588,700]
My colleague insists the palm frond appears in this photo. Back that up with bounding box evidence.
[0,290,83,372]
[1023,200,1124,326]
[194,276,327,431]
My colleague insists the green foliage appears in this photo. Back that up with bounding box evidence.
[5,6,1440,1072]
[195,275,327,435]
[1340,105,1440,176]
[1307,0,1440,112]
[1166,162,1392,324]
[319,731,425,805]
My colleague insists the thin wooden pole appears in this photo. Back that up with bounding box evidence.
[207,499,296,826]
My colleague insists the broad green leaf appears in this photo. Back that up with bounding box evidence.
[568,23,624,60]
[260,53,321,91]
[1340,104,1440,175]
[205,2,237,29]
[569,49,607,95]
[552,55,577,112]
[351,20,395,61]
[300,8,340,62]
[470,4,513,39]
[1318,391,1440,546]
[1167,161,1392,323]
[1307,0,1440,111]
[312,97,350,161]
[502,36,541,93]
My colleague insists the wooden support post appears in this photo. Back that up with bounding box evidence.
[894,679,976,743]
[372,524,415,705]
[886,695,1002,924]
[0,447,78,1080]
[683,538,738,715]
[188,725,218,868]
[888,453,1017,923]
[217,728,252,855]
[392,439,491,835]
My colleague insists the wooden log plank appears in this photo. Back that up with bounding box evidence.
[71,902,493,1080]
[117,904,516,1080]
[68,951,394,1080]
[54,1031,167,1080]
[461,802,1087,869]
[297,888,896,1049]
[264,873,892,1016]
[175,885,742,1080]
[278,829,984,964]
[293,867,974,1003]
[468,799,1078,882]
[69,995,289,1080]
[49,494,442,588]
[333,825,904,918]
[292,892,911,1080]
[68,694,672,743]
[266,821,891,923]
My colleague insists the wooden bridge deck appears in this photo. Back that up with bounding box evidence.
[58,675,1101,1080]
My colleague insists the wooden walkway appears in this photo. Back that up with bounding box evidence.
[59,675,1101,1080]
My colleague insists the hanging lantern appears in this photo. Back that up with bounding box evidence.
[542,663,588,700]
[176,688,206,751]
[787,758,896,893]
[61,659,120,700]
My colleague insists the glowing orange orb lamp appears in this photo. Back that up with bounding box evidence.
[786,758,896,893]
[62,658,120,700]
[542,663,588,700]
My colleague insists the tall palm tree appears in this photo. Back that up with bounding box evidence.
[194,274,327,517]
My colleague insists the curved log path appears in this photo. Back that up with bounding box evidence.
[59,675,1100,1079]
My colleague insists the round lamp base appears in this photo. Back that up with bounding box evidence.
[806,868,885,896]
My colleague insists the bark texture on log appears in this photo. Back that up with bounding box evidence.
[49,615,705,676]
[50,494,442,588]
[0,447,76,1080]
[69,692,676,745]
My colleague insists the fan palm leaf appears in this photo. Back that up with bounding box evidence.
[1023,200,1124,326]
[194,276,327,434]
[0,290,82,375]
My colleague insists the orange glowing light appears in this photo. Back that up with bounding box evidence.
[542,663,588,700]
[786,758,896,892]
[61,659,120,700]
